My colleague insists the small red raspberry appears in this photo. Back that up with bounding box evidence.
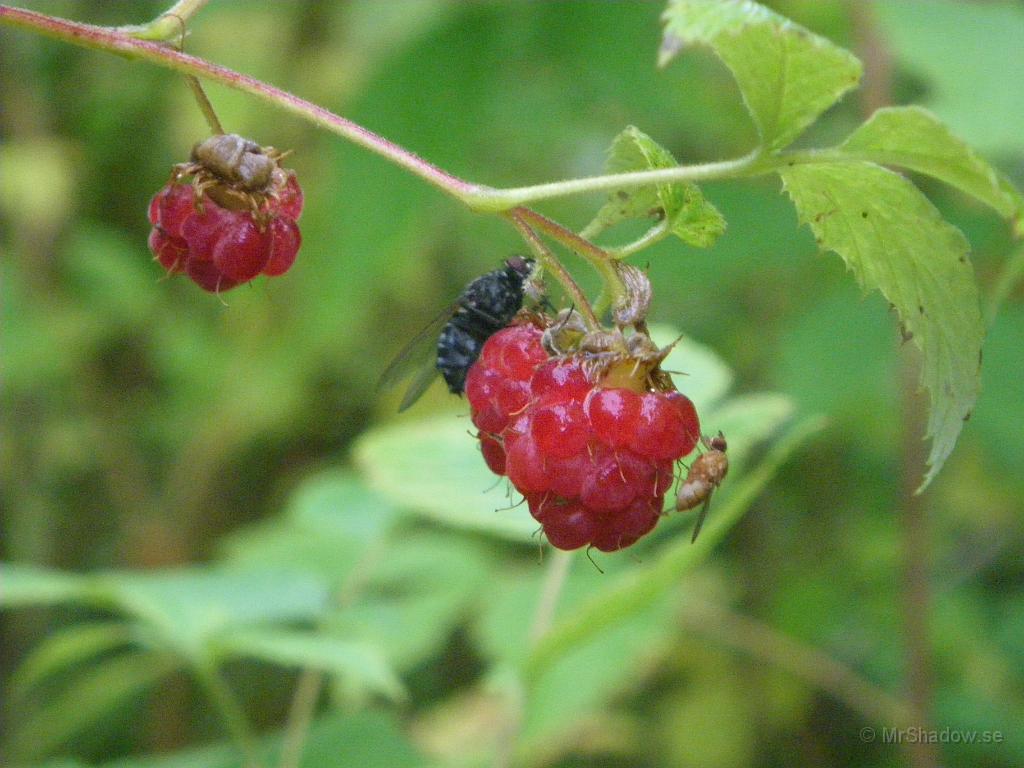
[468,324,702,552]
[147,134,303,293]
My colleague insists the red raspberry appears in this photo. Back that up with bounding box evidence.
[530,400,590,458]
[147,227,187,274]
[147,136,303,293]
[466,324,546,433]
[212,216,272,281]
[531,358,592,402]
[262,217,302,277]
[467,325,702,552]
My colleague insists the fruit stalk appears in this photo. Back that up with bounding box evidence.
[506,211,601,331]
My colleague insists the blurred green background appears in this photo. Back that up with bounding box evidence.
[1,1,1022,767]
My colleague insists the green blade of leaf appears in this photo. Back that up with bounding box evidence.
[589,125,725,248]
[98,568,330,655]
[660,0,862,152]
[353,414,539,541]
[839,106,1024,230]
[8,622,134,702]
[669,185,727,247]
[213,628,405,702]
[325,531,489,672]
[0,563,91,608]
[779,161,984,489]
[7,651,177,763]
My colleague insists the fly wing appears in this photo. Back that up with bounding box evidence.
[690,498,711,543]
[378,305,452,412]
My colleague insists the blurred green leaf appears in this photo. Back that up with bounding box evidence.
[521,598,675,758]
[875,0,1024,155]
[325,532,490,672]
[471,558,672,760]
[0,563,91,607]
[213,628,405,702]
[284,471,403,539]
[589,125,725,248]
[779,162,983,489]
[651,326,734,414]
[221,472,402,588]
[102,712,431,768]
[660,0,862,151]
[9,622,134,702]
[839,106,1024,229]
[8,651,177,763]
[97,568,330,655]
[353,415,537,541]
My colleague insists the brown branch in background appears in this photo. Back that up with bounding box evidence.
[679,598,917,729]
[850,3,938,768]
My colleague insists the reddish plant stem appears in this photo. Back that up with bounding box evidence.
[512,207,611,264]
[0,4,479,202]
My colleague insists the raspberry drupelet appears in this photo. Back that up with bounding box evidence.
[147,134,303,292]
[466,321,701,552]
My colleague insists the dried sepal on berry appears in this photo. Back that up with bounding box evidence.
[542,308,588,356]
[611,262,653,326]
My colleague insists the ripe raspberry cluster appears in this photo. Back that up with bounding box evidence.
[466,322,701,551]
[147,136,303,292]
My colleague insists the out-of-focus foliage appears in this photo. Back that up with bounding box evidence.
[2,2,1023,768]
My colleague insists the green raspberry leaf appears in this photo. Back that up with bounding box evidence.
[839,106,1024,232]
[660,0,862,152]
[779,162,984,490]
[669,184,727,248]
[353,415,540,542]
[590,125,725,248]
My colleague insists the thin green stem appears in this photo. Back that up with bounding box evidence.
[117,0,211,41]
[507,210,601,330]
[185,75,224,134]
[606,218,673,259]
[514,207,611,264]
[278,669,323,768]
[278,538,389,768]
[678,597,916,729]
[192,659,263,768]
[472,149,769,211]
[493,549,575,768]
[512,207,627,312]
[528,549,573,645]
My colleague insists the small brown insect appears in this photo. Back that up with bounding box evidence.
[190,134,277,191]
[676,432,728,542]
[171,133,289,219]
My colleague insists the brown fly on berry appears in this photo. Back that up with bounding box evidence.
[676,432,729,542]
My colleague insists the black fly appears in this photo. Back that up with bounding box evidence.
[379,257,536,411]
